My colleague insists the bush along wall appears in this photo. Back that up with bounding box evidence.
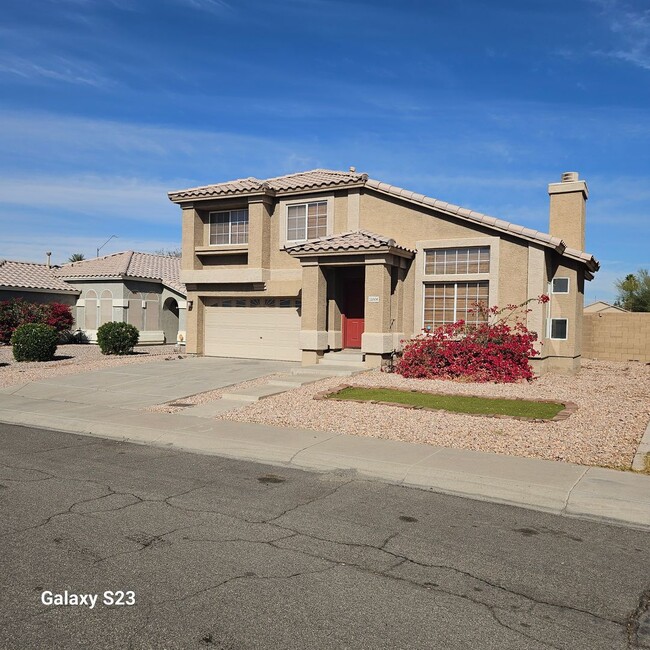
[11,323,59,362]
[396,296,549,383]
[96,321,139,355]
[0,298,74,344]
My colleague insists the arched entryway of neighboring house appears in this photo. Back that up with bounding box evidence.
[161,297,180,344]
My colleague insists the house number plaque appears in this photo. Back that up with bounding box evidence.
[367,296,380,303]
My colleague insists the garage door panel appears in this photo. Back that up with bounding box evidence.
[204,301,301,362]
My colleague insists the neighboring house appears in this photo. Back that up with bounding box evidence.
[584,300,628,314]
[53,251,186,344]
[0,259,80,306]
[168,169,599,373]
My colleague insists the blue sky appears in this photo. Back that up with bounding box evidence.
[1,0,648,302]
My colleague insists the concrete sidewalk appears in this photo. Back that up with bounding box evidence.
[0,359,648,531]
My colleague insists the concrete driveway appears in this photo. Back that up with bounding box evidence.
[0,357,296,409]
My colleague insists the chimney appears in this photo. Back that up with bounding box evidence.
[45,252,52,269]
[548,172,588,251]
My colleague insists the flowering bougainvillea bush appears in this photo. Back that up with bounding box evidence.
[0,298,74,344]
[395,296,550,383]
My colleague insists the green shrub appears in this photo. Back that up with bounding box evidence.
[96,321,139,355]
[11,323,58,362]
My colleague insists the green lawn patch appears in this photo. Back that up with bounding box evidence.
[326,387,566,420]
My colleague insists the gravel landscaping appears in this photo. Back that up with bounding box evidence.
[218,360,650,470]
[0,344,183,389]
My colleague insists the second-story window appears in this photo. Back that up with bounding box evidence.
[425,246,490,275]
[287,201,327,242]
[209,209,249,245]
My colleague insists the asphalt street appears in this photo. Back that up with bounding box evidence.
[1,422,649,650]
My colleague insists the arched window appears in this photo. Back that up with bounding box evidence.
[85,290,98,330]
[99,290,113,326]
[143,293,160,331]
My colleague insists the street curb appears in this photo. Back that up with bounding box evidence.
[1,407,648,532]
[632,419,650,472]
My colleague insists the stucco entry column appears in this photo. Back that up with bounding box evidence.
[299,261,328,364]
[362,259,393,367]
[177,300,187,345]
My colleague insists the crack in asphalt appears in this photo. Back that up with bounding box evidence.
[149,564,340,608]
[2,439,103,458]
[1,454,632,646]
[628,588,650,649]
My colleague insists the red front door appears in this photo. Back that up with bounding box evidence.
[342,277,364,348]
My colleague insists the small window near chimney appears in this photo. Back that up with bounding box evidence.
[550,318,568,340]
[552,277,569,294]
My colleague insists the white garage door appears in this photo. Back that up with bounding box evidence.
[204,297,301,361]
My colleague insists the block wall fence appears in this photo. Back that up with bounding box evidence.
[582,313,650,362]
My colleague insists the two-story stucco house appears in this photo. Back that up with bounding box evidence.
[168,169,599,373]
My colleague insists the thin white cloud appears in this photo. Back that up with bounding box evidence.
[0,55,110,87]
[170,0,232,14]
[590,0,650,71]
[0,175,176,223]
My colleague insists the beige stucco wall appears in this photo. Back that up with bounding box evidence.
[179,186,587,370]
[583,313,650,362]
[541,258,584,363]
[359,191,531,339]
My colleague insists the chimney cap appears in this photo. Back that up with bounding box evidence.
[561,171,579,183]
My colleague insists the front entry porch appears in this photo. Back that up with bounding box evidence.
[340,266,365,349]
[286,230,415,368]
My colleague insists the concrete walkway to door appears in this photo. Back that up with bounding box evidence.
[0,355,648,532]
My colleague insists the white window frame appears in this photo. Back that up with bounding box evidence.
[422,280,490,331]
[549,318,568,340]
[551,277,570,294]
[424,246,491,276]
[416,237,499,334]
[284,200,329,244]
[209,209,249,246]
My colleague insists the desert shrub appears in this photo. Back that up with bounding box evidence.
[0,299,45,343]
[396,296,549,383]
[11,323,58,362]
[0,299,74,343]
[45,302,74,333]
[96,321,139,355]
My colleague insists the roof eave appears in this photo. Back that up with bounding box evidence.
[285,245,414,260]
[167,188,275,205]
[0,285,80,295]
[168,181,367,204]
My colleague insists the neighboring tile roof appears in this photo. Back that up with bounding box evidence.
[285,230,415,256]
[168,169,599,271]
[0,260,80,293]
[55,251,185,294]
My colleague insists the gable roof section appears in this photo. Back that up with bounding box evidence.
[55,251,185,295]
[168,169,367,201]
[286,230,415,257]
[168,169,599,272]
[584,300,628,313]
[0,260,80,294]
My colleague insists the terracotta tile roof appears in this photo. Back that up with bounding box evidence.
[55,251,185,295]
[168,169,367,201]
[285,230,415,255]
[168,168,599,270]
[0,260,79,293]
